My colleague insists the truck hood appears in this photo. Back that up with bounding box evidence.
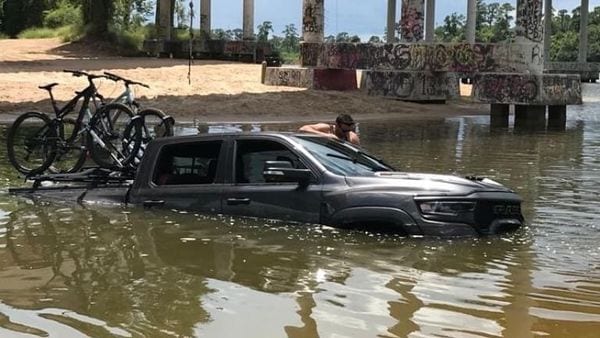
[344,172,515,196]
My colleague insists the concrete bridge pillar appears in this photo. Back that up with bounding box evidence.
[200,0,211,38]
[400,0,425,42]
[387,0,397,43]
[544,0,552,63]
[548,105,567,130]
[466,0,477,43]
[157,0,173,40]
[303,0,325,43]
[516,0,544,43]
[579,0,589,63]
[425,0,435,42]
[491,104,510,129]
[515,105,547,131]
[243,0,255,40]
[516,0,544,74]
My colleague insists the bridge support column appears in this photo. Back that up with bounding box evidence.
[515,105,547,131]
[387,0,397,43]
[243,0,255,40]
[544,0,552,63]
[579,0,589,63]
[425,0,435,42]
[303,0,325,43]
[400,0,425,42]
[466,0,477,43]
[548,105,567,130]
[157,0,173,40]
[200,0,211,39]
[516,0,544,74]
[490,104,510,128]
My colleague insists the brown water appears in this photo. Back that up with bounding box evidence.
[1,87,600,337]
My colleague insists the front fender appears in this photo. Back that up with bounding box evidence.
[327,207,422,235]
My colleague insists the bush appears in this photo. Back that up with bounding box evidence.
[17,27,58,39]
[43,1,82,29]
[280,51,300,65]
[110,25,147,55]
[57,24,84,42]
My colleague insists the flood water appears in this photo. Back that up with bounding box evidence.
[1,86,600,337]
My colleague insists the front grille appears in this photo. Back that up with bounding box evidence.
[474,200,522,229]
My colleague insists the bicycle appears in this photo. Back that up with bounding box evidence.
[102,71,174,139]
[102,72,175,162]
[6,70,143,176]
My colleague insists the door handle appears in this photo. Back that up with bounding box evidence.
[227,198,251,205]
[143,200,165,208]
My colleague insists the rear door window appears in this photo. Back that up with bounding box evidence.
[153,141,223,185]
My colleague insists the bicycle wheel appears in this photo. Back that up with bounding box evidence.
[133,108,174,163]
[6,112,57,175]
[138,108,174,139]
[87,103,142,170]
[49,117,87,174]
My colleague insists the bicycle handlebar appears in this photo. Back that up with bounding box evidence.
[103,71,150,88]
[63,69,108,81]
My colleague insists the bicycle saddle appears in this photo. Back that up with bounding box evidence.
[39,83,59,90]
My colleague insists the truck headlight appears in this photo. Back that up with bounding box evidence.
[419,201,476,216]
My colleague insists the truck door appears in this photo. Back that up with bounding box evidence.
[222,138,323,224]
[138,140,226,212]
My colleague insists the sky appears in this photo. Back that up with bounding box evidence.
[185,0,600,39]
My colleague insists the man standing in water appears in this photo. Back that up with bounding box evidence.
[299,114,361,146]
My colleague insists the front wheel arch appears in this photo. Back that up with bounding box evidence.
[327,206,422,235]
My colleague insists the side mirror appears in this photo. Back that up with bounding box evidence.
[263,161,311,185]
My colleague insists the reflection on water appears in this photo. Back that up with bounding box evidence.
[1,85,600,337]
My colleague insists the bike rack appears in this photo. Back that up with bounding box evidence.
[26,167,135,190]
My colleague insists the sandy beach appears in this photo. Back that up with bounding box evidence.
[0,38,484,124]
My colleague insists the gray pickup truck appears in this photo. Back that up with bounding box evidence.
[9,132,524,236]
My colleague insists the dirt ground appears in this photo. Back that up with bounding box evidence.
[0,38,483,124]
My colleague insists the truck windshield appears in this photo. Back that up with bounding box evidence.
[291,135,394,176]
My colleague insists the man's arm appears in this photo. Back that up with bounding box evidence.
[298,123,336,138]
[346,131,360,146]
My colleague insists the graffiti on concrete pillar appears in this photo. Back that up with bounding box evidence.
[325,43,361,69]
[265,68,314,88]
[541,75,582,104]
[365,71,459,100]
[303,0,324,34]
[400,0,424,42]
[474,75,539,103]
[516,0,543,42]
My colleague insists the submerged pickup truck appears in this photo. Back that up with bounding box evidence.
[9,132,524,237]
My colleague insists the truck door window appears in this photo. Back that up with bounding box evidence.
[235,140,306,184]
[153,141,222,185]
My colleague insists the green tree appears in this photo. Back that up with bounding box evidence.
[335,32,350,42]
[551,30,579,61]
[81,0,114,37]
[2,0,25,36]
[368,35,381,43]
[257,21,273,42]
[435,12,465,42]
[281,24,299,52]
[211,28,232,40]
